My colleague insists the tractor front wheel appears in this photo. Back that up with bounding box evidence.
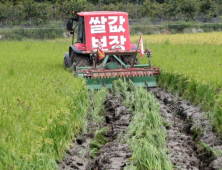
[70,50,90,67]
[64,55,71,68]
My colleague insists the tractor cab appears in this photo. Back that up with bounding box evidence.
[66,16,85,44]
[76,17,86,44]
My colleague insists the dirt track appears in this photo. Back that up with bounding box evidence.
[59,88,222,170]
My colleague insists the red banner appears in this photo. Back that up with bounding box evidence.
[83,12,131,51]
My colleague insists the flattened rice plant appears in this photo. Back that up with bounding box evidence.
[112,79,173,170]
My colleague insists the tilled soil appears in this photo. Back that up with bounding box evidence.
[59,88,222,170]
[149,88,222,170]
[58,94,132,170]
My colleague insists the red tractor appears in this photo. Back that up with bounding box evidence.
[64,11,139,68]
[64,11,160,89]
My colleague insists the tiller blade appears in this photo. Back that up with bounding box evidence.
[83,67,160,89]
[74,45,160,89]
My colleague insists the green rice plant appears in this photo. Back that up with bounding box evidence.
[88,88,108,125]
[89,140,101,150]
[184,78,197,102]
[197,142,222,157]
[195,83,216,110]
[112,78,128,97]
[89,128,108,158]
[211,93,222,131]
[0,41,89,169]
[94,128,108,145]
[112,80,173,169]
[84,89,108,159]
[89,147,99,159]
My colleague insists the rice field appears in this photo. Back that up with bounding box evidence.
[131,32,222,45]
[131,32,222,132]
[1,32,222,169]
[0,39,172,169]
[0,41,89,169]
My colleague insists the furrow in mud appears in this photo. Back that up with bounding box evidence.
[59,87,222,170]
[149,88,222,170]
[58,94,132,170]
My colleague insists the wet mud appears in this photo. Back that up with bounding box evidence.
[59,87,222,170]
[58,94,132,170]
[149,88,222,170]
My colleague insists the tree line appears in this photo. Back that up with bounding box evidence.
[0,0,222,27]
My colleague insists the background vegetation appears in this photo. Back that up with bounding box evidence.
[0,0,222,27]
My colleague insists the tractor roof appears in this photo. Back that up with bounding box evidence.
[77,11,128,17]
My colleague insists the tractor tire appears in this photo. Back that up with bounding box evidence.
[70,50,90,67]
[122,55,140,65]
[64,56,71,68]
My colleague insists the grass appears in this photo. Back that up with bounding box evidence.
[131,33,222,133]
[0,41,89,169]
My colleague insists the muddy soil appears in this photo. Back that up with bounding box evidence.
[149,88,222,170]
[59,87,222,170]
[58,94,132,170]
